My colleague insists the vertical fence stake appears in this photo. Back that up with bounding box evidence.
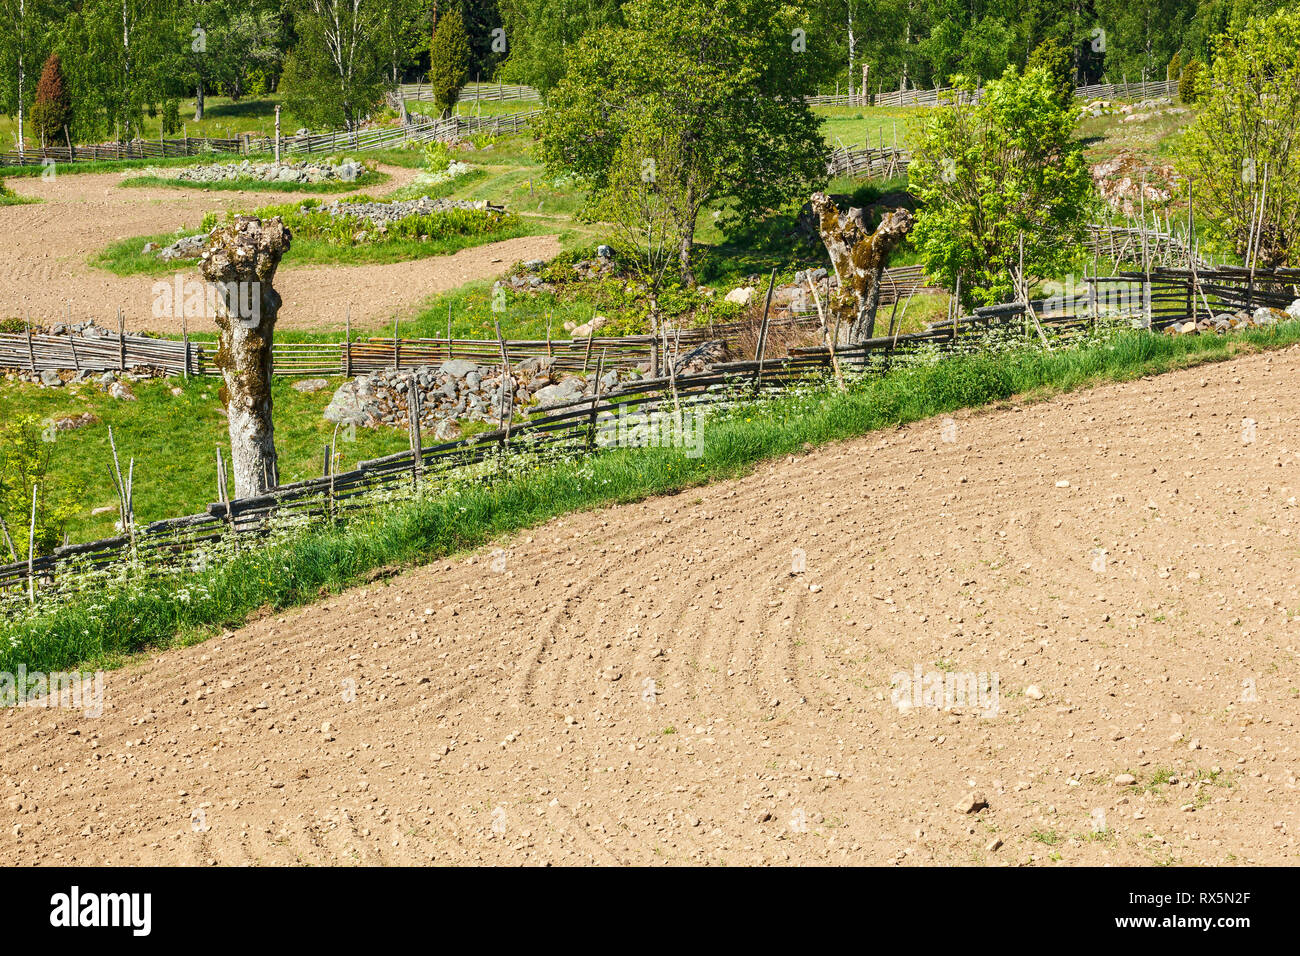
[118,308,126,371]
[27,483,38,605]
[0,514,16,562]
[344,308,353,377]
[752,268,777,394]
[586,350,607,454]
[25,311,36,373]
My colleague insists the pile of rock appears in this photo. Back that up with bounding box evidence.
[1165,301,1300,336]
[1079,97,1182,121]
[310,195,500,227]
[502,247,618,296]
[324,357,630,433]
[6,366,146,399]
[143,159,368,185]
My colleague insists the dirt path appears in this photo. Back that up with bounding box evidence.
[1,167,559,333]
[3,348,1299,865]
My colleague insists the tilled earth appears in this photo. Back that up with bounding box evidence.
[1,168,559,333]
[3,348,1299,865]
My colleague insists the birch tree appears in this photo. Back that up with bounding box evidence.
[283,0,386,130]
[0,0,57,157]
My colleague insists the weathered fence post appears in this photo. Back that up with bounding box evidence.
[752,268,777,394]
[344,307,353,377]
[118,308,126,371]
[27,484,38,605]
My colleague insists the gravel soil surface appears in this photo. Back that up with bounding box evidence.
[3,348,1298,865]
[1,168,559,333]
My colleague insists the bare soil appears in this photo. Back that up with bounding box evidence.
[1,167,560,333]
[3,348,1299,865]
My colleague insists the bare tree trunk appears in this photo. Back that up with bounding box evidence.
[811,193,913,344]
[200,217,293,498]
[195,80,205,122]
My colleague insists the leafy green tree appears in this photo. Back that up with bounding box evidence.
[497,0,623,94]
[0,417,75,559]
[178,0,232,122]
[62,0,176,142]
[30,51,71,149]
[0,0,61,155]
[540,0,827,286]
[1177,57,1201,102]
[429,5,471,116]
[282,0,387,130]
[593,112,696,344]
[1167,49,1182,81]
[909,66,1093,307]
[1026,35,1074,104]
[1178,7,1300,266]
[378,0,427,86]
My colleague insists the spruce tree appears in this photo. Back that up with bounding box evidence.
[429,7,470,119]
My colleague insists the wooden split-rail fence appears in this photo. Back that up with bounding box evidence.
[0,110,543,169]
[826,145,909,179]
[399,81,542,104]
[10,265,1296,599]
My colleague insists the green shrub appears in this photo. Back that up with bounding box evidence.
[1178,60,1201,104]
[0,418,77,558]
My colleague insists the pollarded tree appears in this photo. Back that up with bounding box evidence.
[909,65,1093,308]
[429,5,470,118]
[30,51,72,150]
[1177,7,1300,267]
[540,0,828,287]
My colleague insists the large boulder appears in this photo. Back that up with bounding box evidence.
[439,359,479,379]
[532,377,587,409]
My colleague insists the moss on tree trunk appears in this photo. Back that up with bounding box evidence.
[812,192,914,343]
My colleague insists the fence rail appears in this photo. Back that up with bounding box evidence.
[827,144,909,179]
[867,78,1177,109]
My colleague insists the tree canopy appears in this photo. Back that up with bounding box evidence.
[539,0,829,285]
[909,65,1094,306]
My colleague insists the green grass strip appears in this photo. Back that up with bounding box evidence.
[4,321,1298,676]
